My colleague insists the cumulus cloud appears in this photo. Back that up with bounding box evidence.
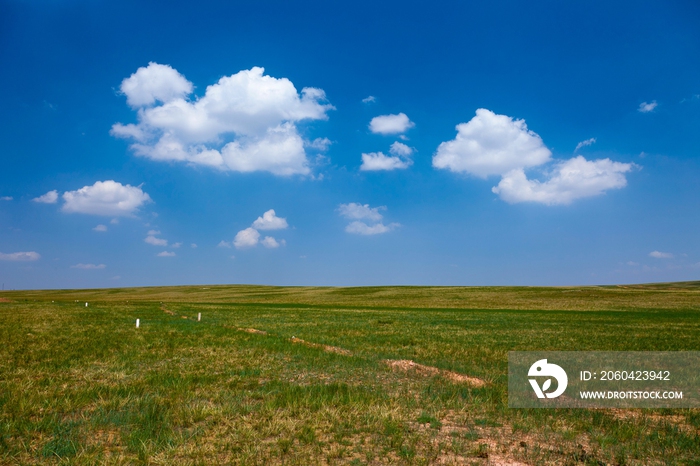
[93,224,108,232]
[112,64,333,176]
[233,227,260,249]
[575,138,596,152]
[71,263,106,269]
[1,196,12,201]
[217,240,232,248]
[62,181,151,216]
[433,109,551,178]
[638,101,658,113]
[434,109,635,205]
[144,235,167,246]
[171,242,182,248]
[360,141,414,171]
[120,62,192,108]
[261,236,285,248]
[337,203,385,221]
[492,156,634,205]
[191,243,198,248]
[0,251,40,261]
[345,221,399,235]
[157,251,176,257]
[338,203,398,235]
[252,209,288,230]
[362,96,376,103]
[649,251,673,259]
[306,137,332,151]
[369,113,414,135]
[33,190,58,204]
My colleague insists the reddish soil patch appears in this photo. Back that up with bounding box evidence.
[384,359,486,387]
[290,336,353,356]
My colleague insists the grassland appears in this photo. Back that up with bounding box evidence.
[1,283,699,465]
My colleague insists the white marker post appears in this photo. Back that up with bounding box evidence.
[85,302,88,307]
[136,318,140,328]
[198,312,201,322]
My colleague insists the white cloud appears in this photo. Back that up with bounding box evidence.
[112,65,333,176]
[147,230,160,235]
[369,113,414,135]
[0,251,40,261]
[93,224,108,232]
[71,263,106,269]
[234,227,260,249]
[261,236,284,248]
[337,203,385,221]
[157,251,176,257]
[492,156,634,205]
[217,240,232,248]
[62,181,151,216]
[362,95,376,103]
[32,190,58,204]
[345,221,399,235]
[338,203,398,235]
[110,218,119,224]
[389,141,413,157]
[433,109,551,178]
[144,235,168,246]
[638,101,658,113]
[575,137,596,152]
[0,196,12,201]
[252,209,288,230]
[171,242,182,248]
[360,152,411,171]
[360,141,414,171]
[649,251,673,259]
[119,62,193,108]
[191,243,198,248]
[307,137,332,151]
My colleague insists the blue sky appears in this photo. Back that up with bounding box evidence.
[1,0,699,289]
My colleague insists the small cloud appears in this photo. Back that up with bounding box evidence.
[362,95,376,103]
[62,180,151,216]
[338,203,399,235]
[191,243,198,248]
[111,275,121,280]
[147,230,160,235]
[217,240,232,248]
[234,227,260,249]
[638,101,658,113]
[345,221,399,235]
[261,236,285,248]
[144,235,167,246]
[93,224,108,232]
[574,138,596,152]
[171,242,182,248]
[32,190,59,204]
[252,209,288,230]
[307,137,332,151]
[0,251,41,261]
[110,218,119,224]
[0,196,12,201]
[360,141,414,171]
[338,203,385,221]
[369,113,415,135]
[71,263,106,269]
[157,251,175,257]
[649,250,673,259]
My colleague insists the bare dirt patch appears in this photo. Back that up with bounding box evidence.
[0,297,13,303]
[239,327,268,335]
[290,337,353,356]
[384,359,486,387]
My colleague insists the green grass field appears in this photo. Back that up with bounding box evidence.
[1,283,700,465]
